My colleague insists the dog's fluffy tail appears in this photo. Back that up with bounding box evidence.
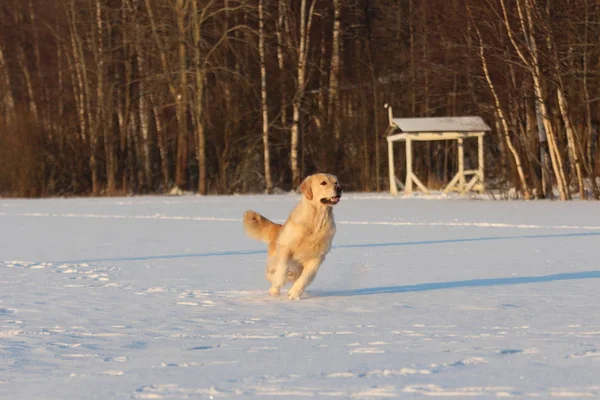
[243,211,282,246]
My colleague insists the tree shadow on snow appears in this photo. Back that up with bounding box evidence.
[315,270,600,298]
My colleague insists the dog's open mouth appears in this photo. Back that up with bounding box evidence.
[320,195,341,205]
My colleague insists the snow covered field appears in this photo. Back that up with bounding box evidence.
[1,193,600,399]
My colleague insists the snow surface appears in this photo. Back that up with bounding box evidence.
[1,193,599,399]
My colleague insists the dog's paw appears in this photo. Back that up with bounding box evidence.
[269,286,281,297]
[287,289,303,300]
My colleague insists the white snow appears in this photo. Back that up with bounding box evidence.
[1,193,599,399]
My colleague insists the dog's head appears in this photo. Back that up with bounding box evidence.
[299,173,342,206]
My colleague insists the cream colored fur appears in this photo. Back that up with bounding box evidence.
[243,173,341,300]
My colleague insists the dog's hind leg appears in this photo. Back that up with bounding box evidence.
[286,261,303,283]
[264,242,280,283]
[268,246,291,296]
[266,258,301,285]
[264,255,279,283]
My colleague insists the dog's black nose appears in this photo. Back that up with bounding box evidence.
[335,185,342,194]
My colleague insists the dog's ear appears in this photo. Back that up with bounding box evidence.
[299,176,313,200]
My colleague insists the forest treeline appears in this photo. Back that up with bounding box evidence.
[0,0,598,199]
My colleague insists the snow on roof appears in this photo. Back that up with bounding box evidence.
[391,116,491,133]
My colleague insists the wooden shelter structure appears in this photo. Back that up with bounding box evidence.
[385,106,491,195]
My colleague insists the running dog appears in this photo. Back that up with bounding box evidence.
[243,173,342,300]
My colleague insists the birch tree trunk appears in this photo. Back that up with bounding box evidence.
[150,94,171,189]
[259,0,272,193]
[134,1,151,191]
[94,0,116,194]
[56,43,65,142]
[0,40,15,124]
[556,87,584,198]
[191,0,207,195]
[117,46,134,192]
[581,0,599,198]
[275,0,289,133]
[521,0,569,200]
[499,0,569,200]
[290,0,317,189]
[365,35,380,191]
[16,46,39,122]
[472,19,531,199]
[28,0,50,133]
[175,0,189,190]
[67,0,98,194]
[546,18,585,198]
[328,0,341,143]
[408,0,416,115]
[316,23,327,169]
[12,6,39,123]
[145,0,179,191]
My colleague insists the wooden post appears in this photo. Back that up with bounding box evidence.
[405,137,413,193]
[386,104,393,126]
[458,138,465,191]
[388,140,397,195]
[478,134,485,193]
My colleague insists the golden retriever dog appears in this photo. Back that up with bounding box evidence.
[243,173,342,300]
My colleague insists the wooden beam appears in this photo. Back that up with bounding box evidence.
[394,176,405,190]
[411,172,429,193]
[478,134,485,193]
[387,131,486,142]
[388,140,397,195]
[465,174,480,192]
[443,171,461,194]
[386,104,394,126]
[405,137,413,193]
[458,138,465,188]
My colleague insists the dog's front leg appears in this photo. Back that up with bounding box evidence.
[287,257,323,300]
[269,246,291,296]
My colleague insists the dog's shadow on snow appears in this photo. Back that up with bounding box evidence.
[314,270,600,298]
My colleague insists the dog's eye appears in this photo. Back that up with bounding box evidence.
[320,181,327,186]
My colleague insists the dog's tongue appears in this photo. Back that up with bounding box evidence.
[330,196,340,204]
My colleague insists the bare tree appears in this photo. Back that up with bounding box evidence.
[0,39,15,124]
[258,0,272,193]
[145,0,180,191]
[128,0,152,192]
[92,0,117,193]
[175,0,189,191]
[66,0,99,194]
[275,0,289,133]
[328,0,341,144]
[290,0,317,189]
[498,0,569,200]
[469,6,531,199]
